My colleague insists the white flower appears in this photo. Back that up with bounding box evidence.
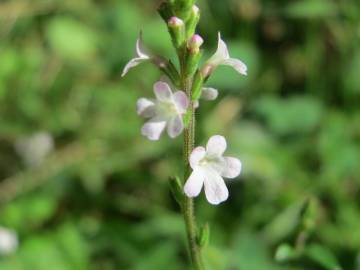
[193,87,219,108]
[0,227,18,255]
[121,32,151,77]
[184,135,242,205]
[15,131,54,167]
[201,32,247,77]
[137,81,189,140]
[201,87,218,100]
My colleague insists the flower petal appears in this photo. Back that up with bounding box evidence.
[206,135,227,156]
[222,157,242,178]
[121,58,147,77]
[207,32,229,65]
[154,81,172,101]
[204,170,229,205]
[173,91,189,113]
[167,115,184,138]
[193,100,199,108]
[221,58,247,75]
[141,118,167,141]
[201,87,218,100]
[136,32,150,58]
[136,98,155,118]
[184,169,205,198]
[190,146,206,169]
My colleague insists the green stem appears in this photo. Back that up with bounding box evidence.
[181,74,204,269]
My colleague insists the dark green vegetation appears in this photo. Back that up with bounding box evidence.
[0,0,359,269]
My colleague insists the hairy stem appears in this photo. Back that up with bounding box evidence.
[182,74,204,269]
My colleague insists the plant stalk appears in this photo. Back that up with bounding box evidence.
[181,73,204,269]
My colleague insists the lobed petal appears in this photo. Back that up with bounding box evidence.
[190,146,206,169]
[154,81,172,101]
[167,115,184,138]
[206,135,227,157]
[206,32,230,66]
[222,157,242,178]
[136,32,151,59]
[136,98,155,118]
[204,169,229,205]
[173,91,189,114]
[184,169,205,198]
[201,87,218,100]
[121,58,147,77]
[141,118,167,141]
[221,58,247,75]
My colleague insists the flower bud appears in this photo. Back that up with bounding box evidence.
[185,5,200,38]
[168,16,185,48]
[192,5,199,15]
[168,16,183,27]
[187,34,204,54]
[185,34,203,77]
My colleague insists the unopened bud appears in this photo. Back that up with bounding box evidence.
[192,5,200,15]
[185,5,201,38]
[168,16,184,27]
[168,17,185,48]
[188,34,203,54]
[185,36,203,77]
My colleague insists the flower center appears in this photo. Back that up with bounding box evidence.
[157,101,178,117]
[199,155,225,172]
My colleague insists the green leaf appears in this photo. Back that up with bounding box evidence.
[263,200,305,243]
[305,244,342,270]
[169,176,184,205]
[231,231,282,270]
[132,242,181,270]
[197,223,210,247]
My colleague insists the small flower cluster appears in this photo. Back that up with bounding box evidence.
[122,1,247,205]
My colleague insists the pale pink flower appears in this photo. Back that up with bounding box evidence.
[184,135,242,205]
[137,81,189,140]
[201,32,247,77]
[188,34,204,53]
[121,33,151,77]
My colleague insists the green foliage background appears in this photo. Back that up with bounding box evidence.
[0,0,359,269]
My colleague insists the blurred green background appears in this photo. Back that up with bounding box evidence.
[0,0,359,269]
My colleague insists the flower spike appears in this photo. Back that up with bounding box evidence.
[137,81,189,141]
[184,135,242,205]
[121,32,151,77]
[201,32,247,78]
